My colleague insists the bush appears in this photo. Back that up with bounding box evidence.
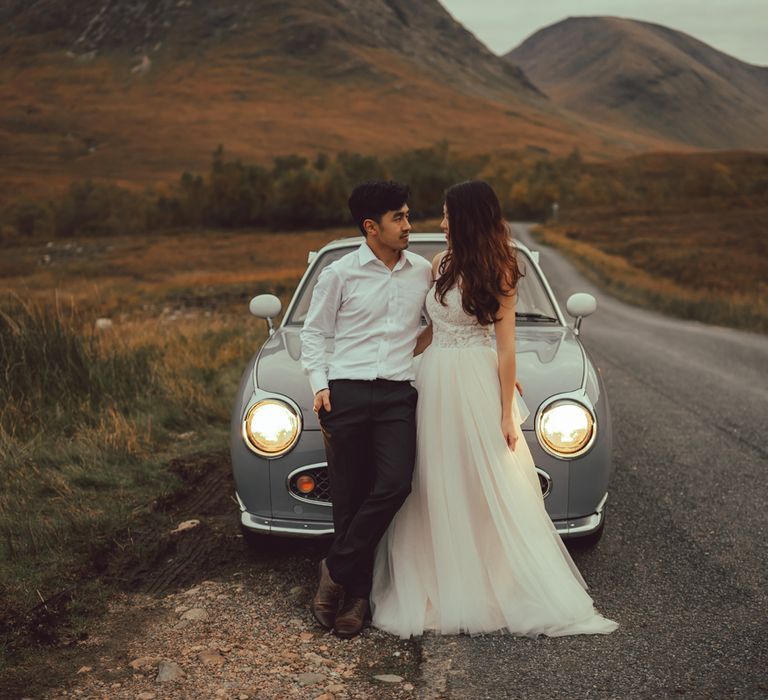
[388,141,483,217]
[53,180,148,237]
[2,201,54,239]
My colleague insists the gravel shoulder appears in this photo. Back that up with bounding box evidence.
[3,452,422,700]
[38,574,421,700]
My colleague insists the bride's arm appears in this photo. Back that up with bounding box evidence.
[494,283,519,450]
[412,250,446,356]
[413,323,433,356]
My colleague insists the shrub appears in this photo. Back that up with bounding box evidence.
[53,180,148,237]
[3,201,54,239]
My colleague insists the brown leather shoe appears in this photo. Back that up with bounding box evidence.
[334,596,370,639]
[310,559,344,630]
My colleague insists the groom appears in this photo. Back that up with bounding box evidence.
[300,180,432,638]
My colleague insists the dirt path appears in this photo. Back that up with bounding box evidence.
[3,453,423,700]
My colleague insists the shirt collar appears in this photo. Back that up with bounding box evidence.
[358,241,413,271]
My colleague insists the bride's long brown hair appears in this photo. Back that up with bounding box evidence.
[435,180,524,326]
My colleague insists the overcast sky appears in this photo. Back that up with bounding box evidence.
[441,0,768,66]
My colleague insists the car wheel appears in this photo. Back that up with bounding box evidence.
[239,522,268,549]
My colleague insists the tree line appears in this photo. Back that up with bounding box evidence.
[2,145,766,240]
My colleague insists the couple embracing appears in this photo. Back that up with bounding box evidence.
[300,180,619,640]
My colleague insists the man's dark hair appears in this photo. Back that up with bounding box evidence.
[348,180,410,236]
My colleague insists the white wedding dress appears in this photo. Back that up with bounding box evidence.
[370,284,619,639]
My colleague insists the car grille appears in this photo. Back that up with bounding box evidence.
[288,466,332,503]
[290,465,551,503]
[536,468,552,499]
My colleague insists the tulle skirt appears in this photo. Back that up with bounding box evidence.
[370,344,619,639]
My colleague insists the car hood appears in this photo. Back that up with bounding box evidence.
[254,326,586,430]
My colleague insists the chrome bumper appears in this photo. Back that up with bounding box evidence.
[554,492,608,538]
[238,491,608,539]
[236,491,333,537]
[240,510,334,537]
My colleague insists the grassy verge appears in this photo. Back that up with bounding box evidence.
[531,213,768,334]
[0,293,267,668]
[2,221,421,669]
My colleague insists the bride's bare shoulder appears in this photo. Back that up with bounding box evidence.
[431,250,447,279]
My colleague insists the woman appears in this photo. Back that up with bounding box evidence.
[370,181,619,639]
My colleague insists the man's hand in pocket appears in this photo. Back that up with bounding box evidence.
[313,388,332,415]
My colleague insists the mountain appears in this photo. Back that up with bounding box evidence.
[0,1,675,198]
[505,16,768,150]
[1,0,541,101]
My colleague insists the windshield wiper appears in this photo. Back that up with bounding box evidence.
[515,312,558,322]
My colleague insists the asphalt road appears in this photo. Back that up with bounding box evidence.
[417,223,768,699]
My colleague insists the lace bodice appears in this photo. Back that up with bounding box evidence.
[426,284,493,349]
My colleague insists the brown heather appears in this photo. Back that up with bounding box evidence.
[532,204,768,333]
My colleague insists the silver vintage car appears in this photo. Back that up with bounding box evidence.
[230,233,613,546]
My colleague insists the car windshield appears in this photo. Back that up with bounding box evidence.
[286,240,559,326]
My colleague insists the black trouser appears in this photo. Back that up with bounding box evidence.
[318,378,417,599]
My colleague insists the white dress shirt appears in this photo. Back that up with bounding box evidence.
[300,241,433,395]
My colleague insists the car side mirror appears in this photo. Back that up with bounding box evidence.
[249,294,282,335]
[565,293,597,336]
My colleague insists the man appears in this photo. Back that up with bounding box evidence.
[300,180,433,638]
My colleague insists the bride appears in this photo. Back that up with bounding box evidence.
[369,180,619,639]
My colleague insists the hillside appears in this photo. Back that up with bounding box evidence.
[505,16,768,150]
[0,1,676,199]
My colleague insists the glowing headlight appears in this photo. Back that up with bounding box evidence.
[243,399,301,457]
[536,400,596,458]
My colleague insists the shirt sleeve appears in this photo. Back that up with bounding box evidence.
[300,266,343,395]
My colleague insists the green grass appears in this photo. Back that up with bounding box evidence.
[0,295,159,438]
[0,295,266,665]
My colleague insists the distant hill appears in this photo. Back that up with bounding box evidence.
[505,16,768,150]
[1,0,542,100]
[0,1,675,198]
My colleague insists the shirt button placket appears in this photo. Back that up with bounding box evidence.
[378,274,393,375]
